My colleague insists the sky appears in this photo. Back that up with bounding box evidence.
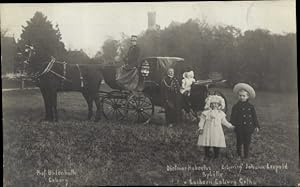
[0,1,296,57]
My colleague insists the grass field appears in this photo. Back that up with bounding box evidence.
[2,88,299,186]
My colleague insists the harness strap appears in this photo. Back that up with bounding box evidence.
[61,62,67,89]
[55,60,67,65]
[31,57,71,86]
[34,58,55,78]
[49,70,71,82]
[63,63,67,77]
[76,64,84,88]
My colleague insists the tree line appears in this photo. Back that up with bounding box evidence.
[98,19,297,92]
[1,12,296,91]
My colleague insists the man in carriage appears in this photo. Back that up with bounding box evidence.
[116,35,142,91]
[124,35,140,69]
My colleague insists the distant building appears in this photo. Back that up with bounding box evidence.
[147,11,160,31]
[1,36,17,74]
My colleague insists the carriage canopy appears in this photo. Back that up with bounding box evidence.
[141,57,189,85]
[102,57,189,91]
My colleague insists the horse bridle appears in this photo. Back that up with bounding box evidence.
[24,45,34,65]
[23,46,71,84]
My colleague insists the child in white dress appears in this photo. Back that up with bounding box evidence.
[197,95,234,159]
[180,71,196,96]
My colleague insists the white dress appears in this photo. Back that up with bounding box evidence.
[197,110,233,147]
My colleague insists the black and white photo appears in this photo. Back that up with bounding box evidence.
[1,1,298,186]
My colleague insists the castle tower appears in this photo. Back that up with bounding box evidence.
[148,11,156,30]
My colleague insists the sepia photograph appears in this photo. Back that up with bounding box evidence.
[1,1,298,186]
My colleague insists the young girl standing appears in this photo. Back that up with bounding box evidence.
[197,95,234,159]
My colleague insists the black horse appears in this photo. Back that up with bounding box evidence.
[22,45,104,122]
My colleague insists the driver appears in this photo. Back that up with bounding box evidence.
[124,35,140,69]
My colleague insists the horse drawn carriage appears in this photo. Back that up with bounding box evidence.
[99,57,227,123]
[19,45,227,123]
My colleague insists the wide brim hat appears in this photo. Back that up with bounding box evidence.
[204,95,226,110]
[233,83,256,99]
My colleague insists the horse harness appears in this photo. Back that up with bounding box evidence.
[76,64,84,88]
[33,57,85,89]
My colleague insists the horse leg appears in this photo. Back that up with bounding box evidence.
[94,96,102,122]
[82,91,93,120]
[47,89,56,122]
[53,91,58,122]
[91,86,103,122]
[40,87,51,121]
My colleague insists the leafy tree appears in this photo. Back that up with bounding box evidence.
[138,29,161,58]
[92,18,296,92]
[101,38,119,64]
[1,27,19,74]
[275,33,297,91]
[18,11,67,66]
[236,29,272,89]
[136,19,296,92]
[91,50,104,64]
[117,32,131,62]
[1,27,9,38]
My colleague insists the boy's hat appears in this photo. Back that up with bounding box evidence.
[204,95,226,110]
[233,83,256,99]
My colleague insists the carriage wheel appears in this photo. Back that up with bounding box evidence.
[208,90,228,113]
[102,96,127,121]
[126,93,154,123]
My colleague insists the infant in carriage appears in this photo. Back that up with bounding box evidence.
[180,70,196,96]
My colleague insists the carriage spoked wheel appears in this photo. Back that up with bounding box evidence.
[207,90,228,113]
[126,93,154,123]
[102,91,128,121]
